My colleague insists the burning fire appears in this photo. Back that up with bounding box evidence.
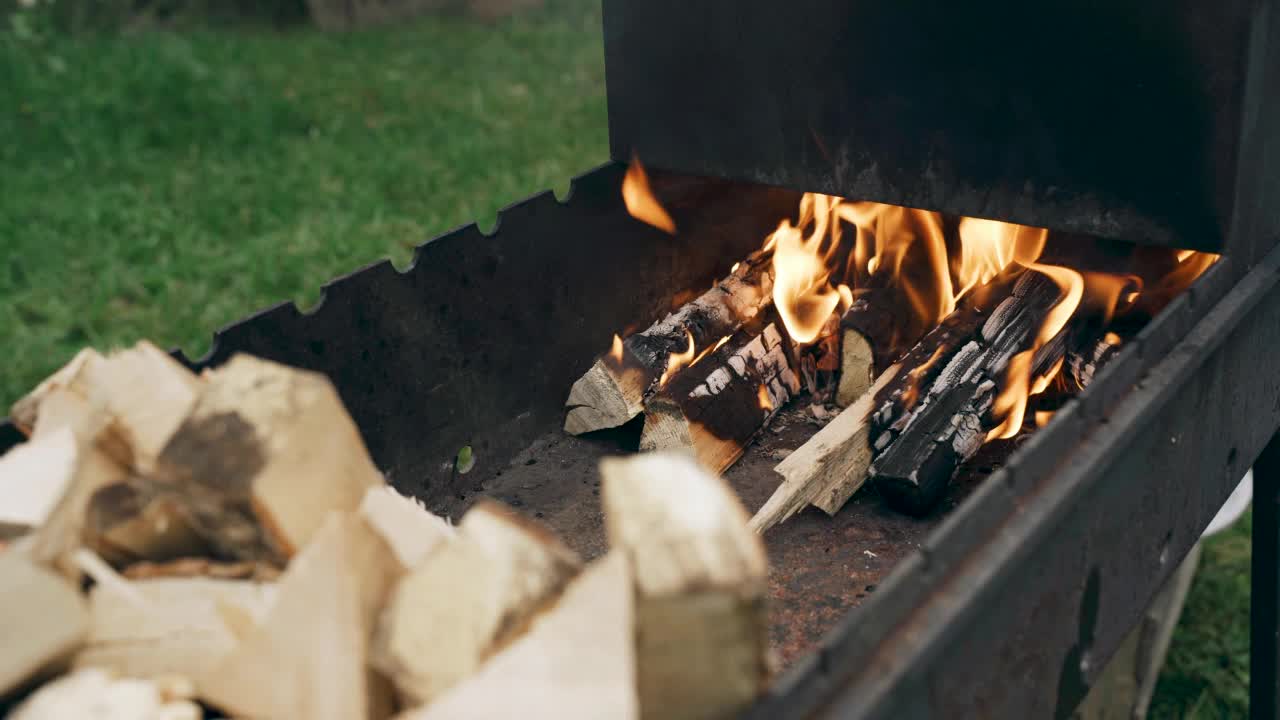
[622,155,677,235]
[757,385,774,411]
[617,175,1220,445]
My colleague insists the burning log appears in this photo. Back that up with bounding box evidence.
[638,317,802,474]
[601,452,769,720]
[564,252,774,435]
[372,499,581,707]
[835,279,923,407]
[752,268,1089,529]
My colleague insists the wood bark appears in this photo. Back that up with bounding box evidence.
[639,316,802,474]
[83,481,209,569]
[868,271,1072,514]
[564,253,774,434]
[372,499,580,708]
[600,452,769,720]
[151,354,384,565]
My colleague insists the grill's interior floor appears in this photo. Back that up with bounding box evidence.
[464,400,1018,667]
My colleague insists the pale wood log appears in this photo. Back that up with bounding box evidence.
[152,354,383,565]
[9,667,201,720]
[0,428,83,529]
[199,511,401,720]
[600,451,769,720]
[749,367,900,534]
[74,576,276,687]
[372,499,581,707]
[396,552,636,720]
[565,254,774,434]
[0,552,88,699]
[358,485,457,570]
[639,319,801,474]
[9,348,104,435]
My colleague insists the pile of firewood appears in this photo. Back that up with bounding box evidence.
[0,342,770,719]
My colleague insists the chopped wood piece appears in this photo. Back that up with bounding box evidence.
[200,511,401,720]
[0,553,88,699]
[358,485,456,570]
[9,667,201,720]
[0,428,83,529]
[639,318,801,474]
[600,451,769,720]
[74,576,276,686]
[84,481,209,569]
[565,254,775,434]
[397,552,636,720]
[749,367,900,534]
[836,281,917,406]
[23,401,131,579]
[152,354,384,564]
[870,271,1072,514]
[9,348,104,436]
[121,558,281,582]
[372,499,581,707]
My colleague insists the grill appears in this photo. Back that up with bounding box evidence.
[3,2,1278,717]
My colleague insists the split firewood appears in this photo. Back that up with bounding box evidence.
[836,279,918,406]
[751,269,1073,530]
[749,367,901,534]
[9,667,201,720]
[397,552,636,720]
[639,316,802,474]
[13,342,201,474]
[372,499,581,707]
[8,348,104,436]
[601,451,769,720]
[868,271,1076,514]
[564,252,775,434]
[151,354,384,565]
[0,427,84,530]
[74,576,276,686]
[83,481,209,569]
[200,511,401,720]
[0,553,88,700]
[23,398,131,579]
[358,484,457,569]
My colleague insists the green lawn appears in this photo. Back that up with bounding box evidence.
[0,4,1253,717]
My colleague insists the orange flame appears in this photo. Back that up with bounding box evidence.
[1104,332,1121,346]
[1035,410,1055,428]
[900,345,948,411]
[656,332,730,389]
[987,263,1084,441]
[622,155,676,235]
[758,385,774,411]
[608,334,624,364]
[768,194,845,343]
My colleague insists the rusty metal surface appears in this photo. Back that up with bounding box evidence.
[604,0,1278,254]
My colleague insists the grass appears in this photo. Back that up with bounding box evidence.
[0,4,1253,717]
[0,0,607,404]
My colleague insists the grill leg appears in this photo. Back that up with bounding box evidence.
[1253,432,1280,720]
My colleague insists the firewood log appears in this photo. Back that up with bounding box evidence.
[9,668,201,720]
[372,499,581,707]
[0,553,88,700]
[395,552,636,720]
[83,481,209,569]
[835,276,927,406]
[358,485,457,569]
[74,576,276,687]
[639,317,802,474]
[8,348,104,436]
[199,511,402,720]
[600,451,769,720]
[564,253,775,434]
[751,269,1077,530]
[869,271,1071,514]
[151,354,384,565]
[0,428,84,530]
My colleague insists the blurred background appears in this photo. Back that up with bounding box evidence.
[0,1,1250,715]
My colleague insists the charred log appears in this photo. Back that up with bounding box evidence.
[564,252,774,435]
[640,314,802,474]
